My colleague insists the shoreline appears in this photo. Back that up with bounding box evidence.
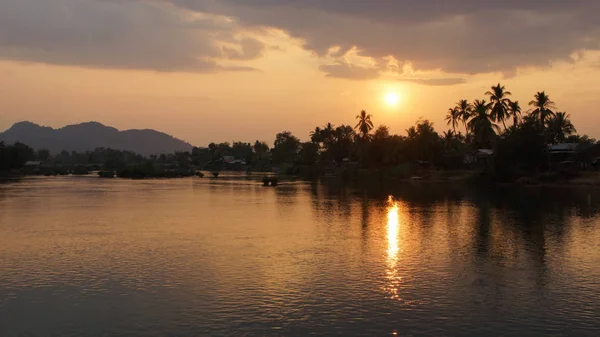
[5,169,600,188]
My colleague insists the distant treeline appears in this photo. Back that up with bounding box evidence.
[2,83,598,182]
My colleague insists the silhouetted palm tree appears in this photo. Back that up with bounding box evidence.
[406,126,417,140]
[529,91,556,129]
[508,101,522,126]
[445,108,459,132]
[355,110,374,139]
[442,130,458,151]
[321,123,336,147]
[455,99,472,134]
[310,127,323,143]
[468,99,499,148]
[546,112,576,144]
[486,83,512,130]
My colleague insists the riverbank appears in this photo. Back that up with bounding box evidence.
[5,166,600,187]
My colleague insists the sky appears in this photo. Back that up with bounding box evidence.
[1,0,600,146]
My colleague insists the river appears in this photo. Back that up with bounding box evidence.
[1,175,600,336]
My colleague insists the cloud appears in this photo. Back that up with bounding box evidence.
[399,78,467,86]
[319,63,380,80]
[0,0,264,72]
[5,0,600,78]
[178,0,600,76]
[221,37,265,60]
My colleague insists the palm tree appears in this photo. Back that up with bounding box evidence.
[508,101,522,127]
[310,127,323,144]
[455,99,472,134]
[445,108,459,132]
[321,123,336,148]
[406,126,417,140]
[546,112,576,144]
[468,99,499,148]
[355,110,374,139]
[485,83,512,130]
[442,130,457,152]
[529,91,556,129]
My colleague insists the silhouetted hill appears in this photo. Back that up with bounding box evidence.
[0,121,193,156]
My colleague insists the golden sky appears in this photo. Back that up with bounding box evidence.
[1,0,600,146]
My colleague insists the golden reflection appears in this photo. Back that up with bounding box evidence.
[385,196,401,300]
[387,196,400,259]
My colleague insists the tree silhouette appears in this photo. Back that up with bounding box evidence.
[468,99,499,148]
[445,108,459,132]
[455,99,472,134]
[355,110,374,139]
[310,127,323,144]
[529,91,556,130]
[508,101,522,126]
[442,130,458,151]
[546,112,576,144]
[486,83,512,130]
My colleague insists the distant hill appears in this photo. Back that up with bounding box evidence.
[0,121,193,156]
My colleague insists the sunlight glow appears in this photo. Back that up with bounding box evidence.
[385,196,401,300]
[384,92,400,107]
[387,196,400,259]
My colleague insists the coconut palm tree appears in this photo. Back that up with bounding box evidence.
[445,108,459,132]
[485,83,512,130]
[468,99,499,148]
[406,126,417,140]
[309,126,323,143]
[508,101,522,127]
[529,91,556,129]
[455,99,472,134]
[442,130,458,152]
[546,112,576,144]
[355,110,374,139]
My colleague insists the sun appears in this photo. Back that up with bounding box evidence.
[384,92,401,107]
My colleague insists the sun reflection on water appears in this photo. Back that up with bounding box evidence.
[385,196,401,300]
[387,196,399,259]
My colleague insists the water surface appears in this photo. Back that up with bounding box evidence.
[1,175,600,336]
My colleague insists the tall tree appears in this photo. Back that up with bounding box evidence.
[508,101,522,127]
[442,130,458,152]
[529,91,556,129]
[323,123,335,139]
[355,110,374,139]
[455,99,472,134]
[253,140,269,156]
[546,112,576,144]
[309,127,323,144]
[272,131,301,165]
[468,99,499,148]
[445,108,459,132]
[486,83,512,130]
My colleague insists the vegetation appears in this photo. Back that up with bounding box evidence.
[2,83,598,184]
[0,142,35,172]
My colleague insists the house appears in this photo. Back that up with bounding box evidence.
[548,143,578,155]
[464,149,493,166]
[548,143,579,169]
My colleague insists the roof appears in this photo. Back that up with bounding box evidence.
[475,149,493,156]
[549,143,578,153]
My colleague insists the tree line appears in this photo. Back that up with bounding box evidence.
[444,84,581,147]
[2,83,597,181]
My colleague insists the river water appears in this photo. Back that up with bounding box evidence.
[1,175,600,336]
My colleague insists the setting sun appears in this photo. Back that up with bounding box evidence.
[385,92,401,107]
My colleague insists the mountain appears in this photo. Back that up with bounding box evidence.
[0,121,193,156]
